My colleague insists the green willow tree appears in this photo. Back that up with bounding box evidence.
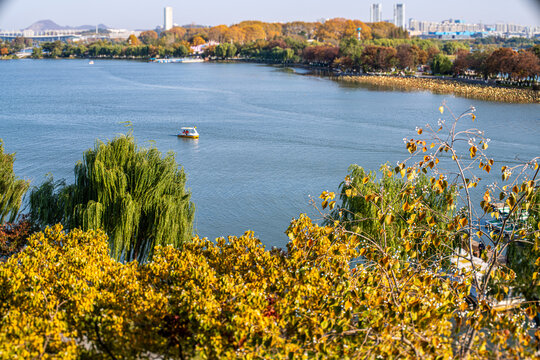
[30,135,194,262]
[326,164,457,261]
[0,140,29,223]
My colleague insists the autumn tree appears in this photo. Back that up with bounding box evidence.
[191,35,205,46]
[302,45,339,65]
[322,104,540,358]
[512,50,540,82]
[127,34,139,46]
[315,18,371,43]
[224,26,245,43]
[282,21,318,39]
[166,26,187,41]
[485,47,516,79]
[453,48,470,75]
[426,45,440,62]
[242,24,266,42]
[208,25,229,42]
[139,30,158,45]
[11,36,25,51]
[395,43,419,70]
[0,216,34,258]
[369,22,409,39]
[358,45,397,72]
[467,50,491,79]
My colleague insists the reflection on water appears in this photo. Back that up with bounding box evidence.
[0,60,538,248]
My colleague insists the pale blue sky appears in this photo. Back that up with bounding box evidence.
[0,0,538,30]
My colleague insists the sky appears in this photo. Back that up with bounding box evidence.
[0,0,539,30]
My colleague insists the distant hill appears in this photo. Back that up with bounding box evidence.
[25,20,63,31]
[25,20,109,31]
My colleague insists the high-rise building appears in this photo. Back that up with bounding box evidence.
[393,4,405,29]
[370,4,382,23]
[164,6,173,31]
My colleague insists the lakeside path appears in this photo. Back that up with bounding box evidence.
[333,75,539,104]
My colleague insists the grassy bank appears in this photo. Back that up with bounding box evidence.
[337,75,539,104]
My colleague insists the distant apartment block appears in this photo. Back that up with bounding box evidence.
[393,4,405,29]
[370,4,382,23]
[408,18,540,39]
[164,6,173,31]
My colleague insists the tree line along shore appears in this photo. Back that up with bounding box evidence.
[2,18,539,103]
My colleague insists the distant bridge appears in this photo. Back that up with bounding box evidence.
[0,30,83,43]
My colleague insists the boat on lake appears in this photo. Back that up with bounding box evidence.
[178,127,199,139]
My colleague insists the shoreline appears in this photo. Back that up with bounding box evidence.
[322,73,539,104]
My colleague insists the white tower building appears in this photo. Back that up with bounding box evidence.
[164,6,173,31]
[393,4,405,29]
[370,4,382,23]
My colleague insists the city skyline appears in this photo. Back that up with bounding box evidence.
[0,0,539,30]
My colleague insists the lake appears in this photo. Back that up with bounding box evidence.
[1,59,538,248]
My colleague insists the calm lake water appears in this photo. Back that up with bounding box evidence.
[1,59,539,247]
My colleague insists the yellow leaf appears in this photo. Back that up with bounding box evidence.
[439,106,444,114]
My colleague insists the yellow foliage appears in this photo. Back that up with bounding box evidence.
[0,220,473,358]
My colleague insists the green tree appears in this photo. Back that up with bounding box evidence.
[226,43,237,58]
[431,53,453,75]
[173,44,189,57]
[29,134,194,262]
[215,43,236,59]
[327,164,457,259]
[0,141,29,223]
[442,41,468,55]
[31,47,42,59]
